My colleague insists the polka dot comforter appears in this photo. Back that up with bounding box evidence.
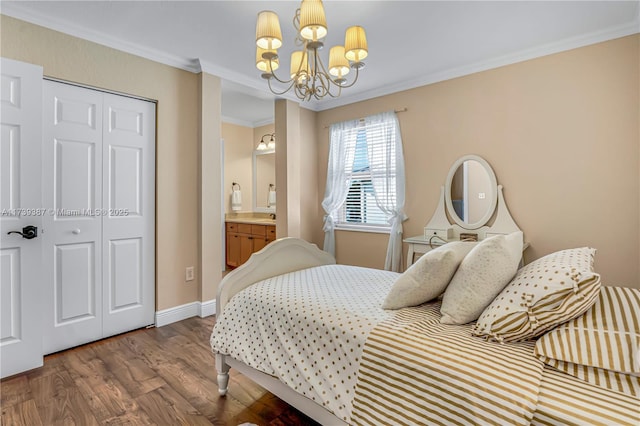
[210,264,397,422]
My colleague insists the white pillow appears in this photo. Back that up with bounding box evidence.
[382,242,476,310]
[440,232,523,324]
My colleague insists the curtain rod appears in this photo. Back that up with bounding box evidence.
[322,107,408,129]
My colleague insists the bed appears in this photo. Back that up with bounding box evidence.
[211,238,639,426]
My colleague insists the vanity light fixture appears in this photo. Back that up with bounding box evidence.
[255,0,368,101]
[257,133,275,151]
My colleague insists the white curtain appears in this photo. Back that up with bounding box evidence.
[365,111,407,272]
[321,119,359,257]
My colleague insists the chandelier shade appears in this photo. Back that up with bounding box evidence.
[329,46,350,79]
[345,26,368,62]
[256,47,279,72]
[254,0,367,101]
[299,0,328,41]
[256,10,283,50]
[290,50,309,79]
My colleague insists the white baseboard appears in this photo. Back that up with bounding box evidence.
[199,299,216,318]
[155,298,216,327]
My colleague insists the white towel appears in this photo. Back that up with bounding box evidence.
[268,190,276,207]
[231,190,242,211]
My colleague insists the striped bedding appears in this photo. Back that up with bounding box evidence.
[351,300,639,426]
[534,285,640,398]
[533,367,639,426]
[351,303,545,426]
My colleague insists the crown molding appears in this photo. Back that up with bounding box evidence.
[4,2,638,114]
[221,116,275,128]
[310,16,640,112]
[1,4,201,73]
[253,118,276,128]
[221,116,255,128]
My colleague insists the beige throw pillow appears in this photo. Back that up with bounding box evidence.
[440,232,523,325]
[382,242,476,310]
[473,247,600,342]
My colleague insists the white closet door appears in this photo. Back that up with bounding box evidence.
[42,81,103,354]
[0,58,44,377]
[102,93,155,336]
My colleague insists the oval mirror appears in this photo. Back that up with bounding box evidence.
[444,155,497,230]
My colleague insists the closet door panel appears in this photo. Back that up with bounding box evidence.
[108,238,142,310]
[54,139,97,211]
[102,94,155,336]
[42,81,103,354]
[54,242,96,322]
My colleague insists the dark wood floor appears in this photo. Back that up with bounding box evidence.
[0,315,320,426]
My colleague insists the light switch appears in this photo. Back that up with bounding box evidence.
[478,192,486,199]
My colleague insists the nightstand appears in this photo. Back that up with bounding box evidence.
[403,235,529,270]
[403,235,446,269]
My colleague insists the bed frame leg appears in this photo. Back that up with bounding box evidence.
[216,354,230,396]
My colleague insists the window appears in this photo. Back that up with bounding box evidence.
[323,110,405,270]
[337,129,390,230]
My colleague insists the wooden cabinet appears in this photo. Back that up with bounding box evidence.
[226,222,276,269]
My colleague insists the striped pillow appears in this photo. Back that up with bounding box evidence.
[473,248,600,342]
[534,286,640,397]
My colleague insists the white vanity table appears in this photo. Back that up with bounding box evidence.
[405,155,527,268]
[404,235,446,267]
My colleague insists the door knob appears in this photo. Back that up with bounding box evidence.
[72,229,81,235]
[7,225,38,239]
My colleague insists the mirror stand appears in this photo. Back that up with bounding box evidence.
[405,154,525,269]
[425,184,521,243]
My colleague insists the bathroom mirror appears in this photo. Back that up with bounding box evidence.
[444,155,497,230]
[253,149,275,213]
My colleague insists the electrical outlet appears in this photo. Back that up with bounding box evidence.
[185,266,195,282]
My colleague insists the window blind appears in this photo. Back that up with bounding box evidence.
[337,123,397,229]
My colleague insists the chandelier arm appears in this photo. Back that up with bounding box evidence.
[310,48,320,97]
[267,78,298,97]
[265,58,296,85]
[315,54,356,90]
[294,82,310,101]
[311,50,342,99]
[314,70,331,99]
[317,72,343,99]
[267,70,295,85]
[333,66,360,89]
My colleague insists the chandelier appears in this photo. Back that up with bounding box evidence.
[254,0,368,101]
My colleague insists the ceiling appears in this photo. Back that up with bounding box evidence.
[3,1,639,127]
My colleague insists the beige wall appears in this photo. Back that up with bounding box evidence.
[299,107,322,244]
[198,72,223,303]
[222,122,276,214]
[1,15,220,310]
[222,122,254,213]
[274,100,319,241]
[315,35,640,289]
